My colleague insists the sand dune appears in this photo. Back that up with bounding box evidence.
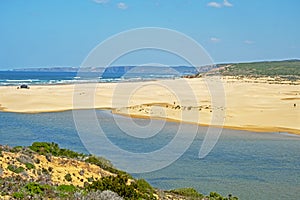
[0,77,299,134]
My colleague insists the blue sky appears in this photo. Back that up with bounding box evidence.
[0,0,299,69]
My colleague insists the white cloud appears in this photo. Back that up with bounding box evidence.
[93,0,109,4]
[210,37,221,43]
[207,0,233,8]
[207,2,222,8]
[223,0,233,7]
[244,40,254,44]
[117,2,128,9]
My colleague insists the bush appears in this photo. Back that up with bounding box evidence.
[29,142,85,159]
[59,148,85,159]
[207,192,239,200]
[7,165,25,174]
[133,179,156,199]
[25,182,45,195]
[64,173,72,182]
[170,188,204,199]
[25,162,35,170]
[85,155,129,176]
[12,192,25,199]
[11,146,22,153]
[29,142,59,156]
[85,156,113,170]
[57,184,76,193]
[42,168,49,175]
[87,175,137,199]
[86,175,156,200]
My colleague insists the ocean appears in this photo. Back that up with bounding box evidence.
[0,110,300,199]
[0,69,187,86]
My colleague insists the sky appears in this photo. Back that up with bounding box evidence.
[0,0,299,69]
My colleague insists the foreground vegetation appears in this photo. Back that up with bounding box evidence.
[0,142,238,199]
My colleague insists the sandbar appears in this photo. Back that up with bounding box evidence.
[0,77,299,134]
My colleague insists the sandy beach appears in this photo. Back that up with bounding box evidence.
[0,77,299,134]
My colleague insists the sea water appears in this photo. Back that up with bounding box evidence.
[0,110,299,199]
[0,71,181,86]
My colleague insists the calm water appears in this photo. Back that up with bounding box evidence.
[0,110,300,199]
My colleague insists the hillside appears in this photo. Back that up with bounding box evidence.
[0,142,238,200]
[218,60,300,78]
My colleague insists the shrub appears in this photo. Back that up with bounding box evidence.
[34,158,40,164]
[25,182,45,195]
[135,179,154,193]
[59,148,85,159]
[11,146,22,153]
[86,175,155,200]
[29,142,85,159]
[7,165,25,174]
[29,142,59,156]
[57,184,76,193]
[207,192,239,200]
[133,179,156,199]
[87,177,94,182]
[85,156,113,170]
[12,192,25,199]
[65,173,72,182]
[25,162,35,170]
[207,192,223,200]
[42,168,49,175]
[170,188,204,199]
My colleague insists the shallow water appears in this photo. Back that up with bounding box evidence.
[0,110,299,199]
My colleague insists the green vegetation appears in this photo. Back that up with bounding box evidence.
[84,155,113,170]
[64,173,72,182]
[12,192,24,199]
[168,188,238,200]
[0,177,124,199]
[11,146,23,153]
[25,162,35,170]
[84,155,127,175]
[29,142,124,175]
[220,60,300,78]
[25,182,46,195]
[0,142,239,199]
[29,142,85,159]
[207,192,238,200]
[86,174,156,200]
[57,184,77,193]
[170,188,204,199]
[7,165,25,174]
[134,179,155,197]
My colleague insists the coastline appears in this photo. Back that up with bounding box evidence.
[0,77,299,135]
[112,110,300,135]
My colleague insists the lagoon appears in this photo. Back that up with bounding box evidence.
[0,110,299,199]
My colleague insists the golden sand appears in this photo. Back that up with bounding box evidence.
[0,77,299,134]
